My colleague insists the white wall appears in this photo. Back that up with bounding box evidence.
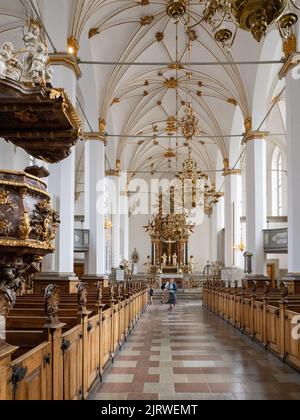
[0,141,31,171]
[129,213,210,273]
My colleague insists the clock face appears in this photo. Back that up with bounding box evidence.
[75,233,80,243]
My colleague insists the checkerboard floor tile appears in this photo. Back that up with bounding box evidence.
[93,301,300,401]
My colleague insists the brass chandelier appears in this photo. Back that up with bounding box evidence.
[175,147,208,209]
[166,0,299,51]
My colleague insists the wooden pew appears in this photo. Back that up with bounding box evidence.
[1,281,148,400]
[202,280,300,371]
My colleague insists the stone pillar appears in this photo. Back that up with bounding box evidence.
[282,57,300,293]
[35,64,78,292]
[83,138,106,282]
[244,131,268,285]
[106,174,121,268]
[120,190,129,262]
[223,161,242,268]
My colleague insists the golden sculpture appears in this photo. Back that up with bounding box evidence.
[19,212,31,240]
[144,188,195,273]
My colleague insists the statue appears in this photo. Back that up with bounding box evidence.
[0,42,23,82]
[23,20,52,85]
[188,256,195,274]
[131,248,140,264]
[144,256,152,273]
[121,259,131,275]
[172,253,178,267]
[203,260,212,276]
[161,253,167,268]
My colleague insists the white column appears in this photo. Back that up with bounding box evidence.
[109,176,121,268]
[286,69,300,273]
[85,140,106,276]
[224,170,242,268]
[224,173,234,267]
[41,66,76,276]
[245,136,267,275]
[120,192,129,261]
[209,208,217,262]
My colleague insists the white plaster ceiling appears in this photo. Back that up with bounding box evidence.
[0,0,290,187]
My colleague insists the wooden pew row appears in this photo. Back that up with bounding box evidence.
[0,281,148,400]
[203,280,300,371]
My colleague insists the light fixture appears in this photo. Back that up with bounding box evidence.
[167,1,299,52]
[204,183,223,215]
[175,146,208,209]
[180,105,199,144]
[67,36,79,56]
[105,218,113,230]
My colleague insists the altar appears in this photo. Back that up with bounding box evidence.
[144,188,195,274]
[160,274,184,288]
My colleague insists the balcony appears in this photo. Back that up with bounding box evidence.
[263,228,288,254]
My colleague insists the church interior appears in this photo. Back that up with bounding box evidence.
[0,0,300,401]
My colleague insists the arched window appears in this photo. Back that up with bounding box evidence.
[272,147,283,216]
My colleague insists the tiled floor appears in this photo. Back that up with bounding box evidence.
[93,301,300,400]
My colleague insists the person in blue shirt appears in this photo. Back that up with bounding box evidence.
[167,279,177,310]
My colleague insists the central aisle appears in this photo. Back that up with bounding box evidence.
[93,302,300,400]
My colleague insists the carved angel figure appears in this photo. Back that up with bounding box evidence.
[0,42,23,82]
[23,23,52,84]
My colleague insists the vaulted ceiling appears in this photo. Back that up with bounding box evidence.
[0,0,289,188]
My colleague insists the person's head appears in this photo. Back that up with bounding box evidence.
[170,278,175,283]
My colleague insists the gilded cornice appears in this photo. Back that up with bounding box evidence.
[278,52,300,80]
[242,130,269,144]
[48,53,82,79]
[82,132,107,145]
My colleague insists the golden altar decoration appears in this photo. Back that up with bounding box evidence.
[144,189,195,273]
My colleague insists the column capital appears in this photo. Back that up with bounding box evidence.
[242,130,269,145]
[223,168,242,176]
[278,52,300,80]
[49,52,82,79]
[82,132,107,145]
[222,158,242,176]
[105,170,120,177]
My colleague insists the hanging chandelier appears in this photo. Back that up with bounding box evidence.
[204,183,223,214]
[180,104,199,144]
[166,0,299,51]
[175,148,208,209]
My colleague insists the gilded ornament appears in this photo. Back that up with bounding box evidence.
[140,15,155,26]
[0,190,11,206]
[164,77,178,89]
[166,0,186,20]
[0,219,9,234]
[31,199,60,244]
[19,212,31,240]
[282,33,297,58]
[180,105,199,142]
